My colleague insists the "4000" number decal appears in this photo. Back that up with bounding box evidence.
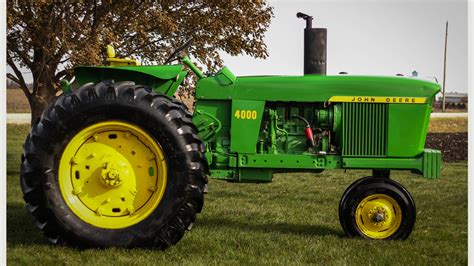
[234,110,257,120]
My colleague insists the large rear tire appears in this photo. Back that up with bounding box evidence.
[20,80,208,249]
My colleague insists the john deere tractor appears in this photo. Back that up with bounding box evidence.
[20,13,441,248]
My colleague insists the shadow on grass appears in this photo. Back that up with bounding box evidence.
[7,201,344,250]
[7,202,47,247]
[198,216,345,238]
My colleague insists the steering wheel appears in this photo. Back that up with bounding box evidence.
[164,38,194,65]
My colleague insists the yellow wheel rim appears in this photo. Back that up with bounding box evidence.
[58,121,167,229]
[355,194,402,239]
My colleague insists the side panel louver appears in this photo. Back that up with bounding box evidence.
[342,103,387,157]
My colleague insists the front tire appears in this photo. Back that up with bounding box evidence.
[20,80,208,249]
[339,177,416,240]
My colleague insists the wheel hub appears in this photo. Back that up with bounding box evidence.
[101,162,124,187]
[355,194,402,239]
[58,121,167,229]
[369,207,387,224]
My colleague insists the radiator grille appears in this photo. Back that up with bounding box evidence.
[342,103,387,157]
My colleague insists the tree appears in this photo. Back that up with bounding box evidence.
[7,1,273,125]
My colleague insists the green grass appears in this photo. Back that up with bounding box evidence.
[7,125,467,265]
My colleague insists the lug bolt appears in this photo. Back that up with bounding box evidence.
[93,134,100,141]
[127,206,135,215]
[148,186,156,192]
[95,207,104,216]
[72,186,83,196]
[124,131,132,139]
[70,157,80,165]
[130,188,137,196]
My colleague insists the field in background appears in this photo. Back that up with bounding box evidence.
[432,107,468,113]
[429,117,468,133]
[6,88,196,113]
[7,89,30,113]
[6,124,467,264]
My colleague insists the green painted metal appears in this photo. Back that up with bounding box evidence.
[209,169,235,181]
[341,149,441,179]
[268,109,279,154]
[191,69,441,182]
[342,157,422,170]
[74,65,188,97]
[182,56,204,79]
[342,103,387,157]
[193,109,222,141]
[230,100,265,153]
[237,154,342,169]
[193,100,232,170]
[72,54,442,183]
[215,67,236,85]
[196,74,440,102]
[387,104,431,157]
[332,104,343,145]
[238,168,273,182]
[422,149,442,179]
[60,79,72,94]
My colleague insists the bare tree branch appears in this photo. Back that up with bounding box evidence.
[7,73,20,84]
[7,55,31,99]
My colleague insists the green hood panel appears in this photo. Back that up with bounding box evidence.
[196,75,441,102]
[234,75,440,102]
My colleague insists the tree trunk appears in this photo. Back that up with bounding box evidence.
[28,80,58,126]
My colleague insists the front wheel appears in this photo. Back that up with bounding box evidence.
[20,81,208,249]
[339,177,416,240]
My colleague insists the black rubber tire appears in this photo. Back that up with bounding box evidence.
[338,177,416,240]
[20,80,208,249]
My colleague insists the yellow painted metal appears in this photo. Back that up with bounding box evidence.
[329,96,427,104]
[355,194,402,239]
[58,121,167,229]
[106,45,116,58]
[105,45,141,66]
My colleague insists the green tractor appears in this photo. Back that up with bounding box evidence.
[21,13,441,248]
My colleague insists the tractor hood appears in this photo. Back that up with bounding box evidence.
[196,74,441,103]
[231,75,441,102]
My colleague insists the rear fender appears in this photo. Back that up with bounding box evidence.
[74,65,188,97]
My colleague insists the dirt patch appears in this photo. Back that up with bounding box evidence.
[426,132,467,162]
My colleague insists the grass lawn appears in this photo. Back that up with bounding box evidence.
[7,124,467,265]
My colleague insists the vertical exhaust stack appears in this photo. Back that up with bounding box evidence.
[297,12,327,75]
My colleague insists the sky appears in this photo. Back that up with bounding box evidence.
[220,0,468,93]
[7,0,468,93]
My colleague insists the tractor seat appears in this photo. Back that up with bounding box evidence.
[105,45,140,66]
